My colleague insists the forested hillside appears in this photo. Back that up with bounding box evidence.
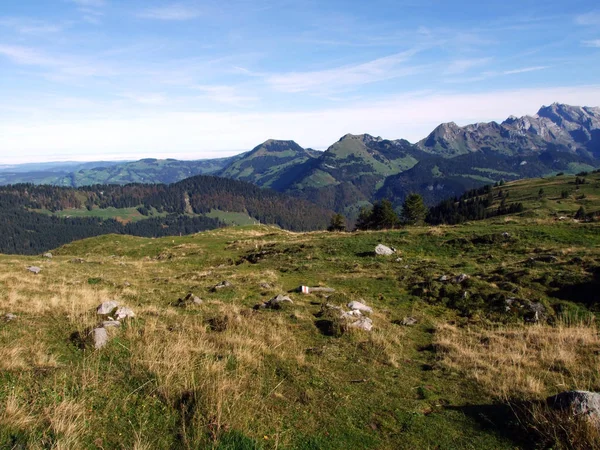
[0,176,334,254]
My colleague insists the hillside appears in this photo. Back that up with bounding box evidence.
[0,176,334,254]
[1,193,599,448]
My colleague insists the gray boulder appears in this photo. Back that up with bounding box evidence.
[27,266,41,274]
[115,307,135,321]
[92,327,109,349]
[347,301,373,314]
[547,391,600,426]
[256,294,294,310]
[175,293,203,307]
[375,244,395,256]
[97,301,119,315]
[212,280,232,291]
[453,273,469,284]
[43,253,53,259]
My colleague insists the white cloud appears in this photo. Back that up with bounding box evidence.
[193,85,258,107]
[138,4,202,21]
[583,40,600,48]
[443,58,492,75]
[267,51,422,94]
[69,0,106,7]
[0,45,58,66]
[575,11,600,26]
[0,18,65,35]
[2,85,600,163]
[502,66,549,75]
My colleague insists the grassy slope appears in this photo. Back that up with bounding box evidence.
[1,174,600,448]
[1,212,599,448]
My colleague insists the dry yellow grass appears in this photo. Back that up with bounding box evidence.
[435,321,600,400]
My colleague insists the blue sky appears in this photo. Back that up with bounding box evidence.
[0,0,600,163]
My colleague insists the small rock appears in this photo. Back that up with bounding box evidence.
[439,275,449,282]
[526,301,547,323]
[70,258,85,264]
[395,257,403,262]
[256,294,294,310]
[401,316,417,326]
[4,313,17,321]
[453,273,469,284]
[347,301,373,314]
[212,280,232,291]
[123,281,131,287]
[375,244,395,256]
[97,301,119,315]
[27,266,41,274]
[43,253,53,259]
[502,232,511,238]
[260,282,272,289]
[547,391,600,427]
[341,310,363,319]
[347,316,373,331]
[92,327,109,349]
[114,307,135,321]
[102,320,121,328]
[175,293,203,307]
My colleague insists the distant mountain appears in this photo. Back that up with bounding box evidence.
[217,139,314,188]
[2,103,599,218]
[0,157,238,187]
[417,103,600,158]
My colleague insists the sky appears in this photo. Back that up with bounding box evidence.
[1,0,600,163]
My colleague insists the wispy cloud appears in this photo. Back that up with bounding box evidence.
[267,50,422,94]
[68,0,106,24]
[575,11,600,26]
[138,4,202,21]
[0,45,58,66]
[443,58,492,75]
[69,0,106,6]
[502,65,549,75]
[583,39,600,48]
[0,18,65,35]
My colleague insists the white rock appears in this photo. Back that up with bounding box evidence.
[547,391,600,427]
[43,253,53,259]
[97,301,119,315]
[4,313,17,321]
[375,244,395,256]
[27,266,41,274]
[347,301,373,314]
[114,307,135,321]
[347,316,373,331]
[102,320,121,328]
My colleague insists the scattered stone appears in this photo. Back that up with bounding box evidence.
[114,307,135,321]
[502,232,511,238]
[92,327,109,349]
[4,313,17,321]
[347,316,373,331]
[175,293,203,307]
[70,258,85,264]
[439,275,449,282]
[27,266,41,274]
[212,280,232,291]
[347,301,373,314]
[260,282,272,289]
[341,309,363,319]
[97,301,119,315]
[558,216,568,221]
[256,294,294,310]
[530,255,559,263]
[43,253,53,259]
[102,320,121,328]
[123,281,131,287]
[375,244,395,256]
[526,301,547,323]
[547,391,600,427]
[395,257,403,262]
[453,273,469,284]
[401,316,417,326]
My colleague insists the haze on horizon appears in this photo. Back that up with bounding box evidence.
[1,0,600,164]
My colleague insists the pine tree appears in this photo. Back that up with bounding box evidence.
[371,199,400,229]
[327,214,346,232]
[402,194,428,225]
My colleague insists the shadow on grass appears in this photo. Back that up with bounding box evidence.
[444,401,539,449]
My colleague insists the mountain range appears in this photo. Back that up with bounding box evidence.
[2,103,599,216]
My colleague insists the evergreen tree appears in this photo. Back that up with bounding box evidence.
[327,214,346,232]
[371,199,400,229]
[355,206,373,230]
[575,206,587,220]
[402,194,428,225]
